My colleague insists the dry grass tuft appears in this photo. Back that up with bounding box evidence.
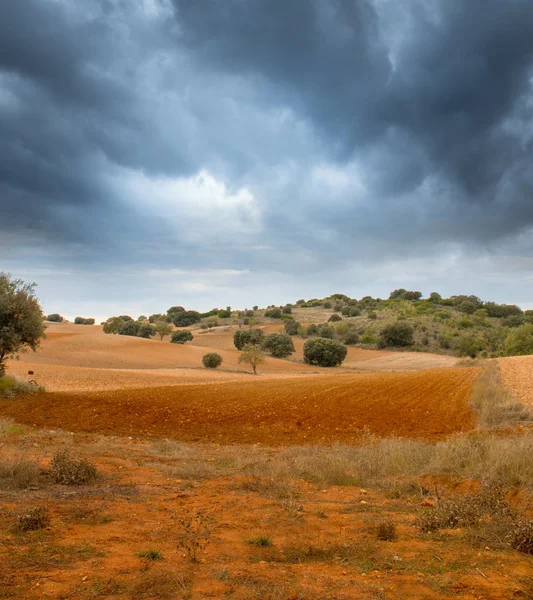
[0,375,45,398]
[50,449,98,485]
[130,569,192,599]
[376,521,396,541]
[0,457,40,490]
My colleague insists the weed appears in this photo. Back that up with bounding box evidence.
[14,507,50,532]
[248,536,272,547]
[50,449,98,485]
[376,521,396,541]
[510,519,533,555]
[0,375,44,398]
[130,569,192,599]
[174,508,214,562]
[137,548,164,561]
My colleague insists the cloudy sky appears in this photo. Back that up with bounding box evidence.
[2,0,533,321]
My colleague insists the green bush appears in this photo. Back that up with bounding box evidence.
[74,317,95,325]
[284,320,300,336]
[317,324,335,339]
[118,321,140,337]
[119,315,134,322]
[217,309,232,319]
[103,317,124,334]
[328,314,342,322]
[349,307,361,317]
[377,322,414,348]
[505,324,533,356]
[262,333,295,358]
[137,323,156,339]
[282,305,292,314]
[367,312,377,320]
[455,335,485,358]
[303,338,347,367]
[265,307,282,319]
[46,314,63,322]
[503,315,524,328]
[171,330,194,344]
[173,311,201,327]
[344,331,360,345]
[234,328,264,350]
[202,353,223,369]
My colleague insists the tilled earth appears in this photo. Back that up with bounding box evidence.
[0,368,479,443]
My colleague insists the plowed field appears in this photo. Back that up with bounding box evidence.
[0,367,479,443]
[499,356,533,407]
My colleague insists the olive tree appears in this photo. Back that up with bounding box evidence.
[238,344,265,374]
[303,338,347,367]
[154,321,173,341]
[0,273,46,377]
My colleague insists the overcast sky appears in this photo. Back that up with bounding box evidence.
[2,0,533,321]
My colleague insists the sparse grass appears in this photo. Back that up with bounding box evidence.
[236,476,295,499]
[247,536,272,547]
[262,539,376,565]
[175,508,214,562]
[0,418,23,436]
[130,569,192,599]
[0,457,40,490]
[469,362,531,427]
[14,507,50,532]
[0,375,45,398]
[137,548,164,561]
[50,449,98,485]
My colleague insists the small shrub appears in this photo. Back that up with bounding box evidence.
[376,521,396,541]
[282,305,292,314]
[0,458,40,489]
[284,320,300,336]
[367,312,377,320]
[171,330,194,344]
[46,313,63,322]
[15,507,50,532]
[202,353,222,369]
[344,331,360,345]
[50,450,98,485]
[505,324,533,356]
[510,520,533,555]
[265,307,282,319]
[303,338,347,367]
[361,333,375,344]
[0,375,44,398]
[328,314,342,322]
[377,322,414,348]
[262,333,295,358]
[175,508,214,562]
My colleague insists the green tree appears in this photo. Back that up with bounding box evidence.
[328,314,342,322]
[284,320,300,336]
[171,330,194,344]
[0,273,46,377]
[118,321,140,337]
[265,307,282,319]
[262,333,295,358]
[303,338,347,367]
[238,344,265,374]
[234,328,264,350]
[103,317,124,334]
[46,314,63,322]
[172,311,201,327]
[505,324,533,356]
[137,323,156,339]
[377,322,414,348]
[455,335,485,358]
[154,321,173,341]
[202,353,223,369]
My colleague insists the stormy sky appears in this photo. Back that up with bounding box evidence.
[2,0,533,320]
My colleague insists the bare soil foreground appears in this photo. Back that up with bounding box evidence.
[3,324,533,598]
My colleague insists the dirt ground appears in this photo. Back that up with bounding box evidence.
[498,356,533,408]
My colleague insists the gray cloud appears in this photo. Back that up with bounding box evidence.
[2,0,533,314]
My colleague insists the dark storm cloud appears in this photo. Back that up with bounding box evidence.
[2,0,533,279]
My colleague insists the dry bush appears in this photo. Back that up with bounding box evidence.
[130,569,192,599]
[0,457,40,490]
[50,450,98,485]
[174,508,214,562]
[510,520,533,555]
[0,375,45,398]
[14,507,50,532]
[469,362,531,427]
[376,521,396,541]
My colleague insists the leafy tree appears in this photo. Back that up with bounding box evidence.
[171,330,194,344]
[349,307,361,317]
[172,311,201,327]
[154,321,173,341]
[323,301,332,309]
[303,338,347,367]
[282,305,292,314]
[318,324,335,339]
[167,306,185,319]
[253,306,258,311]
[262,333,295,358]
[502,315,524,328]
[265,307,282,319]
[238,344,265,374]
[74,317,95,325]
[138,323,156,339]
[505,325,533,356]
[47,314,63,322]
[377,322,414,348]
[119,315,134,322]
[103,317,124,334]
[118,321,140,337]
[429,292,442,303]
[389,288,407,300]
[284,320,300,336]
[137,315,147,322]
[245,310,255,317]
[0,273,46,378]
[458,300,477,315]
[328,314,342,322]
[217,309,232,319]
[203,353,223,369]
[234,328,264,350]
[149,313,167,323]
[402,291,422,301]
